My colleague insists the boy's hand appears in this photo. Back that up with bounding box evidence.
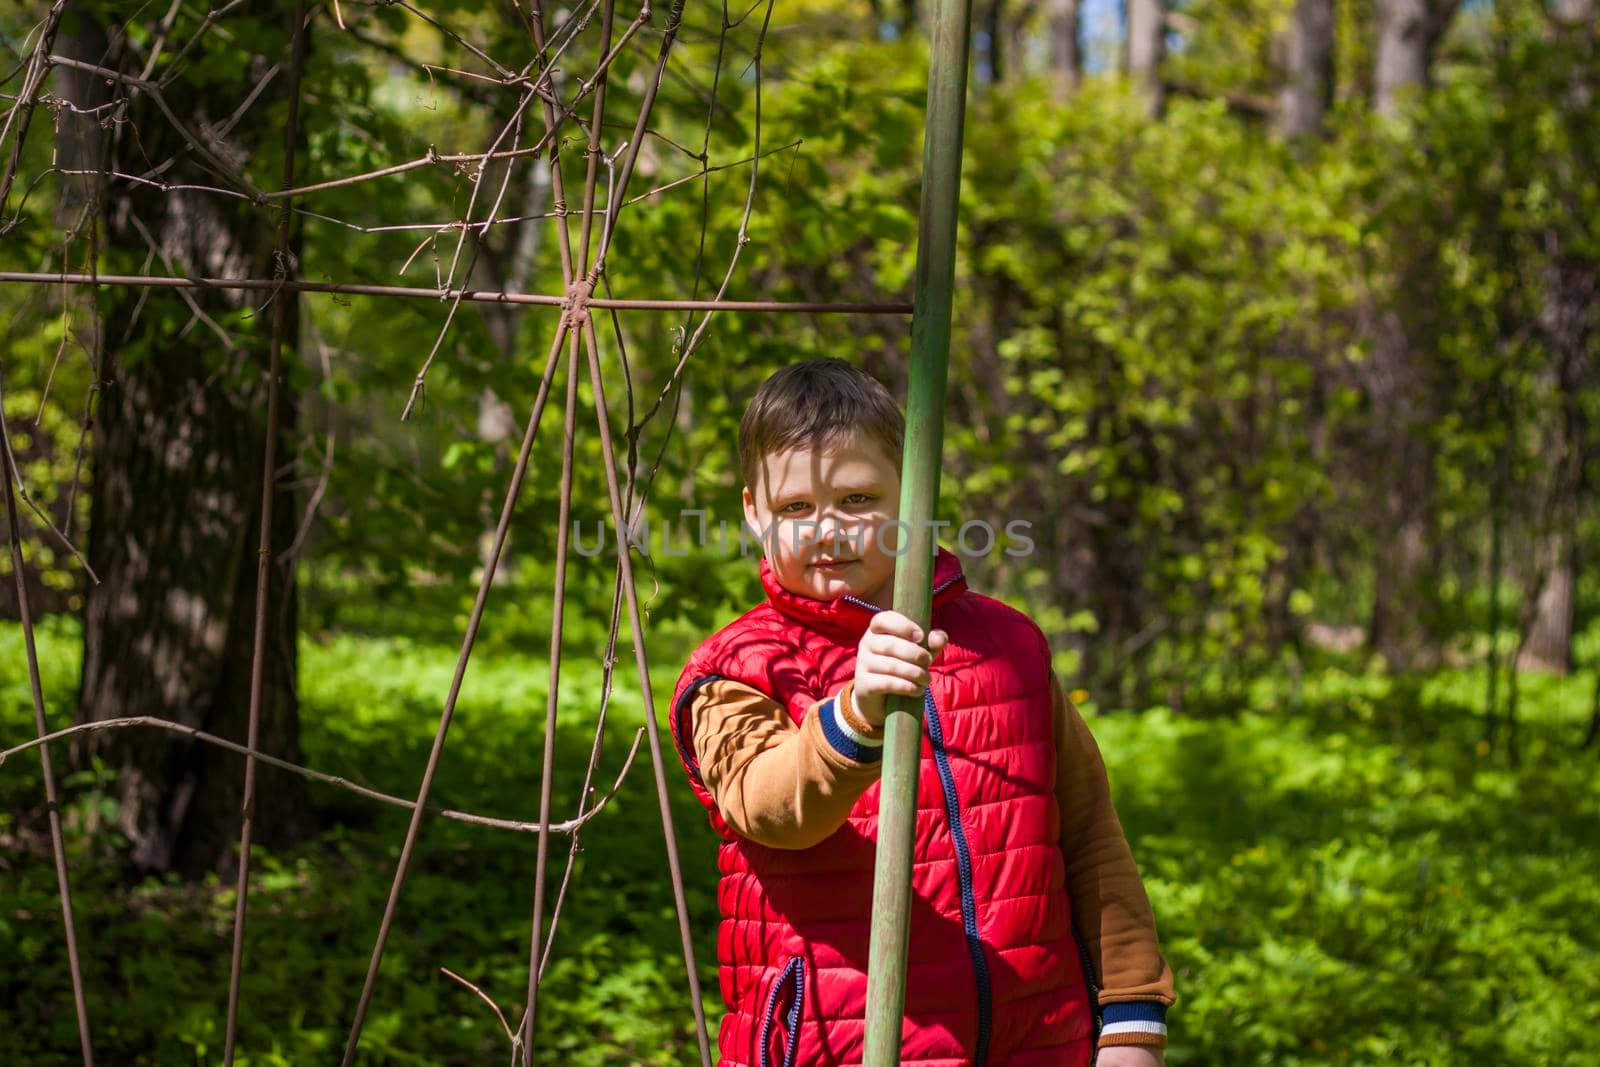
[1095,1047,1164,1067]
[851,611,948,726]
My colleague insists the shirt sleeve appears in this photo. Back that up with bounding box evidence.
[690,677,884,850]
[1052,669,1176,1050]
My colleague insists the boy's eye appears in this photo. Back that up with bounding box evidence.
[779,501,811,514]
[844,493,874,506]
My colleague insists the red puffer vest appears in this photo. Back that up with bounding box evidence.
[669,546,1096,1067]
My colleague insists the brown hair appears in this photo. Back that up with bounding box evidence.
[738,358,905,493]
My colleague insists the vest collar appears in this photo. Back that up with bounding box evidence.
[758,544,969,639]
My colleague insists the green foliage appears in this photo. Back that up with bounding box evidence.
[0,382,92,608]
[5,0,1594,706]
[1168,0,1296,101]
[6,622,1599,1062]
[3,0,1600,1061]
[1104,658,1600,1063]
[1,619,722,1065]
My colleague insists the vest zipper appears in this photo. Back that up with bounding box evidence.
[922,687,994,1067]
[757,955,805,1067]
[1073,927,1103,1045]
[841,576,990,1064]
[838,571,963,614]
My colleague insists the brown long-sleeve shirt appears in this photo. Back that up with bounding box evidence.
[688,672,1175,1051]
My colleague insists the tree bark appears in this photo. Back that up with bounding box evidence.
[1517,533,1576,673]
[1515,0,1596,674]
[1373,0,1460,116]
[1368,490,1441,671]
[1278,0,1336,138]
[1126,0,1168,117]
[473,117,553,585]
[982,0,1006,84]
[1521,0,1597,676]
[1004,0,1031,82]
[72,8,309,876]
[1553,0,1595,27]
[1365,305,1445,673]
[0,16,110,623]
[1049,0,1083,98]
[1360,0,1463,667]
[1517,250,1596,674]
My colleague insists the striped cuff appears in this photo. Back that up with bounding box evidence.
[817,687,883,764]
[837,684,881,740]
[1098,1001,1167,1048]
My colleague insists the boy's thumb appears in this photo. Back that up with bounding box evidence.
[929,629,949,660]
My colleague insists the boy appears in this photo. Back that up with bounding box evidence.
[669,359,1173,1067]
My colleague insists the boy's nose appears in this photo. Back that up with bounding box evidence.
[814,513,858,552]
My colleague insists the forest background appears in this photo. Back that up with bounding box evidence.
[1,0,1598,1062]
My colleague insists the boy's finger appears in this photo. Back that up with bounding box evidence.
[928,629,949,659]
[871,673,928,698]
[865,633,932,665]
[869,611,923,643]
[862,653,925,684]
[863,655,930,688]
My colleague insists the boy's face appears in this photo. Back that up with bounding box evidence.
[742,431,902,610]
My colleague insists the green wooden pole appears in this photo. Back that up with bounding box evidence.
[861,0,975,1062]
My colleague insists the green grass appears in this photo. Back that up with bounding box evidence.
[2,620,722,1066]
[3,618,1598,1064]
[1098,664,1600,1064]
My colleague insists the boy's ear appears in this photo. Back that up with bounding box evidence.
[741,485,770,555]
[741,485,758,533]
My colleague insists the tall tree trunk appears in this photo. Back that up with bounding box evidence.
[1361,0,1461,668]
[1368,480,1441,670]
[1365,306,1444,673]
[982,0,1006,84]
[1126,0,1168,117]
[1278,0,1336,138]
[1553,0,1596,27]
[1517,244,1596,675]
[1518,527,1577,673]
[1049,0,1083,98]
[72,7,309,876]
[0,20,106,623]
[1373,0,1460,116]
[1483,426,1506,742]
[474,154,550,585]
[1517,0,1596,674]
[1005,0,1031,83]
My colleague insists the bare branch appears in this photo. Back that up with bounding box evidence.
[0,716,648,837]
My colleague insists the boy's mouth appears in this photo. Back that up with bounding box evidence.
[810,558,857,571]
